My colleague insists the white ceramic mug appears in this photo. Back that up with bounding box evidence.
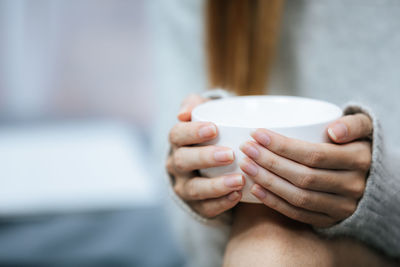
[192,95,342,203]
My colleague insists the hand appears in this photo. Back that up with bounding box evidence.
[167,94,245,218]
[239,113,372,227]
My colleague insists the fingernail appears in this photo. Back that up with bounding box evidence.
[251,184,267,199]
[328,123,348,141]
[240,159,258,176]
[240,142,259,159]
[252,130,271,146]
[224,175,243,188]
[214,149,234,162]
[198,124,217,138]
[227,191,240,201]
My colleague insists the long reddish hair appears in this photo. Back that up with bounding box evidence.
[206,0,284,95]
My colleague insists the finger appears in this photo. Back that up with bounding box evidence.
[191,191,242,218]
[240,141,367,196]
[175,174,245,201]
[166,156,178,177]
[251,129,371,170]
[173,146,234,173]
[177,94,208,122]
[250,184,334,227]
[327,114,373,143]
[240,158,357,219]
[169,121,217,147]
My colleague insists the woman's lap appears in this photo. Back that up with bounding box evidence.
[223,204,396,267]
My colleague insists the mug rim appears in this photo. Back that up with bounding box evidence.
[192,95,343,129]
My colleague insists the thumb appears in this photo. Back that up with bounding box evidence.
[177,94,208,122]
[327,113,372,143]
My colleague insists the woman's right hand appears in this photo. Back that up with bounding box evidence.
[167,94,245,218]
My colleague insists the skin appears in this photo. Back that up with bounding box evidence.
[167,94,397,265]
[240,116,372,227]
[167,94,244,218]
[167,94,371,224]
[224,204,397,267]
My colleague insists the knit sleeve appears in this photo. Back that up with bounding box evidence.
[168,89,235,226]
[316,103,400,258]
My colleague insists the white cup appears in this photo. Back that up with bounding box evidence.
[192,95,342,203]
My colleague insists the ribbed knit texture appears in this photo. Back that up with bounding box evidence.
[162,0,400,263]
[169,96,400,259]
[315,103,400,258]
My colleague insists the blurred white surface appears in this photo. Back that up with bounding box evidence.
[0,0,198,217]
[0,121,158,216]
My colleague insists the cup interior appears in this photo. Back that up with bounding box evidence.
[192,96,342,128]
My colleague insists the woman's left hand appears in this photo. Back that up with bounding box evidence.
[240,113,373,227]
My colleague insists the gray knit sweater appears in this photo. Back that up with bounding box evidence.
[158,0,400,265]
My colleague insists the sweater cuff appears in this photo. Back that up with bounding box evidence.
[316,102,400,258]
[168,89,235,226]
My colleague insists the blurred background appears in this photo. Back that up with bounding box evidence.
[0,0,207,266]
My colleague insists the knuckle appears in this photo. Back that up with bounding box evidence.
[173,149,187,171]
[266,157,278,171]
[261,174,274,189]
[293,193,311,208]
[356,149,372,171]
[348,178,366,199]
[307,148,325,167]
[358,157,371,172]
[298,168,315,188]
[290,208,305,221]
[168,123,180,144]
[186,182,199,200]
[341,202,357,218]
[267,197,279,210]
[165,157,175,174]
[173,182,184,197]
[358,117,368,133]
[353,114,365,128]
[201,205,219,218]
[356,114,371,133]
[275,139,289,155]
